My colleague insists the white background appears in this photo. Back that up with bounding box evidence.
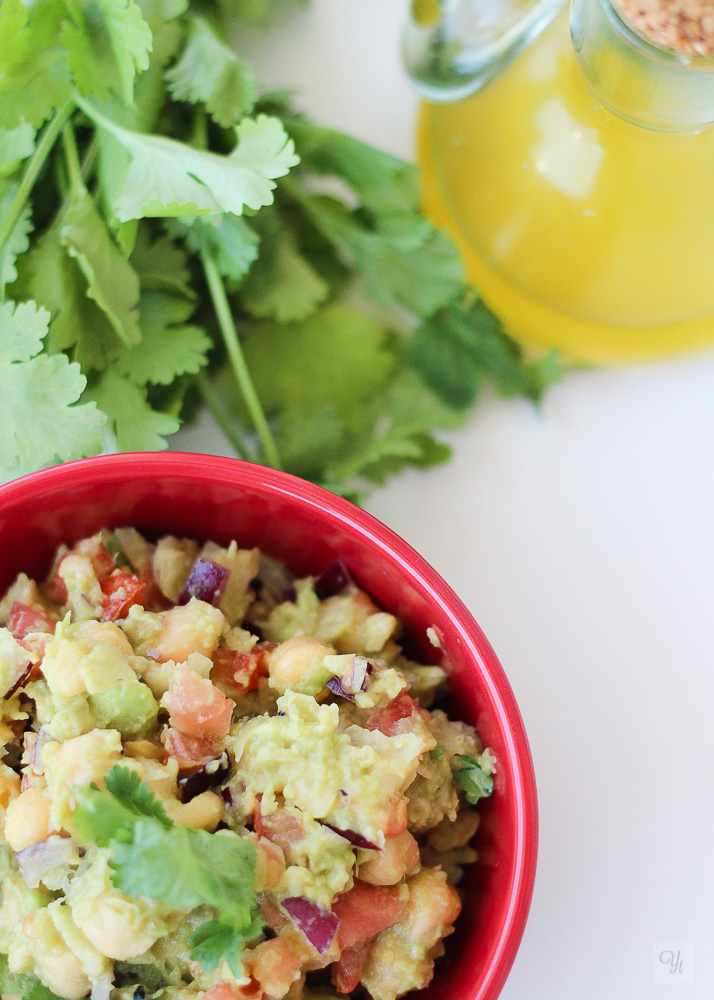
[175,2,714,995]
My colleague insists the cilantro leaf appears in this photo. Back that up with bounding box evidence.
[61,190,142,346]
[407,298,563,409]
[239,303,396,425]
[276,406,346,480]
[0,123,35,170]
[175,215,260,283]
[61,0,152,105]
[326,369,464,486]
[86,107,299,222]
[130,225,195,297]
[0,300,105,482]
[296,196,464,317]
[0,184,32,294]
[114,290,210,385]
[110,818,263,968]
[10,224,119,366]
[454,749,497,805]
[288,119,420,216]
[166,15,257,127]
[74,766,172,846]
[0,0,71,130]
[90,369,180,450]
[188,919,246,977]
[238,206,328,322]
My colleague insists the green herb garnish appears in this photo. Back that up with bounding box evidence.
[74,765,262,976]
[455,748,497,805]
[0,0,561,495]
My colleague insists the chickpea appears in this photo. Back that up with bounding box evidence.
[403,867,461,941]
[359,830,420,886]
[267,636,335,690]
[78,896,160,961]
[376,797,408,839]
[148,599,224,663]
[42,638,87,698]
[427,808,480,853]
[33,937,91,1000]
[71,620,134,656]
[169,790,223,831]
[0,763,21,811]
[4,788,56,852]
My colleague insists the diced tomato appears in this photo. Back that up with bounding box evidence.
[101,572,146,622]
[44,571,68,605]
[211,647,269,696]
[163,727,221,767]
[366,692,418,737]
[76,538,116,580]
[332,939,372,993]
[254,798,305,853]
[332,882,407,950]
[18,633,52,672]
[202,984,259,1000]
[7,602,56,639]
[138,563,171,612]
[166,665,235,740]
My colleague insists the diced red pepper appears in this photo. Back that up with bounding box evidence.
[101,572,146,622]
[365,692,419,737]
[211,647,269,696]
[332,939,372,993]
[7,602,56,639]
[332,881,407,950]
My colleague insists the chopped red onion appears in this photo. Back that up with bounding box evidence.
[322,823,382,851]
[326,675,354,701]
[314,560,353,600]
[32,726,51,770]
[221,787,233,806]
[4,662,31,701]
[178,558,230,606]
[325,656,373,701]
[178,750,231,803]
[16,836,77,888]
[282,896,340,954]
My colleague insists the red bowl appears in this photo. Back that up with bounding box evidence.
[0,453,537,1000]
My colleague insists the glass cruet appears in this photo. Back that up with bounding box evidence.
[410,0,714,361]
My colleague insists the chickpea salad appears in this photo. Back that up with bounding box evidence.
[0,530,496,1000]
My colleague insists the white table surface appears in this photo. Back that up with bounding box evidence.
[174,2,714,995]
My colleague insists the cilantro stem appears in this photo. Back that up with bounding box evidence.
[201,252,282,470]
[61,121,84,195]
[196,371,253,463]
[0,101,74,259]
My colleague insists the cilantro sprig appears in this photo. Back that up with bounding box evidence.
[74,765,262,976]
[0,0,561,496]
[455,749,497,805]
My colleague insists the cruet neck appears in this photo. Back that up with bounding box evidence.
[570,0,714,132]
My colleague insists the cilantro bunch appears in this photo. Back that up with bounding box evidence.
[0,0,560,497]
[74,766,262,976]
